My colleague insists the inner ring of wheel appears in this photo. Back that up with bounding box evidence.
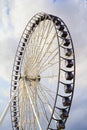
[19,14,59,129]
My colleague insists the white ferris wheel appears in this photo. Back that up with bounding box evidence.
[0,12,75,130]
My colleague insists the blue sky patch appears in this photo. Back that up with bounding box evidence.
[6,7,10,16]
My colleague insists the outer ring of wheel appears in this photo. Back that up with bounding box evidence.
[10,12,75,130]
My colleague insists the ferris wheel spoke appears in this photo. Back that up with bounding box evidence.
[26,99,33,129]
[19,91,24,130]
[22,100,27,129]
[22,51,30,71]
[38,87,55,102]
[37,87,54,105]
[38,83,56,119]
[24,21,54,75]
[26,35,36,56]
[39,85,56,94]
[28,38,35,56]
[38,86,53,112]
[30,20,48,66]
[26,23,41,57]
[30,32,57,74]
[39,50,59,72]
[27,83,41,130]
[38,32,57,64]
[38,83,56,100]
[34,20,52,58]
[37,92,50,124]
[33,20,46,56]
[0,86,19,125]
[29,86,50,127]
[30,20,53,72]
[24,21,43,69]
[28,22,53,69]
[40,21,53,52]
[36,21,43,42]
[40,60,59,74]
[41,75,58,78]
[24,78,43,130]
[34,21,42,45]
[19,79,30,129]
[29,84,50,125]
[34,21,53,61]
[39,46,58,70]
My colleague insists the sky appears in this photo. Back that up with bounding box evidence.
[0,0,87,129]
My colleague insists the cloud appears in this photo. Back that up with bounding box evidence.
[0,110,12,130]
[66,86,87,130]
[0,0,87,130]
[53,0,56,3]
[0,77,10,100]
[0,0,13,30]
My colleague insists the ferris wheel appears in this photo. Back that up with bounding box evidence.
[0,12,75,130]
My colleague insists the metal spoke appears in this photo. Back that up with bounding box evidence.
[40,60,59,73]
[29,32,57,74]
[41,75,58,78]
[36,90,50,124]
[39,46,58,70]
[30,20,49,68]
[38,32,57,64]
[38,83,56,119]
[0,86,19,125]
[24,78,43,130]
[37,86,55,102]
[33,21,54,65]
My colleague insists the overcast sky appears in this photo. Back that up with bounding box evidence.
[0,0,87,130]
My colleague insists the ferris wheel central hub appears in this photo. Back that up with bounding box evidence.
[25,75,41,82]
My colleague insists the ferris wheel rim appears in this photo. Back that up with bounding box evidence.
[10,12,75,130]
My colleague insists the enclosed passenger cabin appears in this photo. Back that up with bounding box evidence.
[16,127,19,130]
[21,47,24,51]
[40,15,45,21]
[56,120,65,129]
[13,86,17,90]
[13,106,16,111]
[62,97,71,106]
[22,43,25,47]
[15,76,18,80]
[35,19,40,25]
[26,34,29,38]
[65,72,74,80]
[31,23,36,31]
[63,39,70,46]
[19,52,23,56]
[15,70,18,75]
[59,109,68,119]
[13,112,17,116]
[13,101,16,106]
[61,31,68,38]
[53,17,61,26]
[58,25,64,31]
[24,38,27,42]
[14,115,17,120]
[14,121,18,127]
[65,48,72,57]
[64,84,73,93]
[66,59,73,68]
[16,66,19,70]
